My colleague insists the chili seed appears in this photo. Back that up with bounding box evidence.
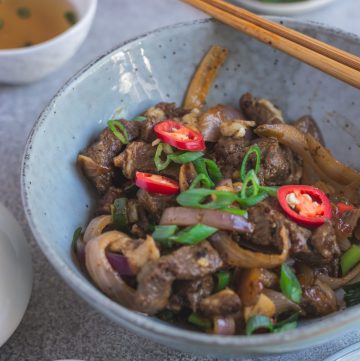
[17,7,31,19]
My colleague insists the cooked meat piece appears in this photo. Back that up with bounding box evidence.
[219,120,255,140]
[198,104,243,142]
[333,208,360,247]
[310,220,340,261]
[199,288,241,317]
[96,186,123,214]
[135,241,223,314]
[301,279,338,317]
[239,93,284,125]
[247,201,311,253]
[181,108,201,131]
[119,119,141,141]
[114,141,156,178]
[137,189,175,222]
[254,138,302,186]
[213,136,250,178]
[169,275,214,312]
[140,102,189,142]
[292,115,324,145]
[79,128,124,193]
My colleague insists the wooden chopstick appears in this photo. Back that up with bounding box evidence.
[183,0,360,89]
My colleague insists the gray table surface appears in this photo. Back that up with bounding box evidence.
[1,0,360,360]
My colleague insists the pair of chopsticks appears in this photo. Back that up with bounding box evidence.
[183,0,360,89]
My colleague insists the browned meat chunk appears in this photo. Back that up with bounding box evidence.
[310,221,340,261]
[79,128,124,193]
[198,104,243,142]
[96,186,123,214]
[114,141,156,179]
[119,119,141,141]
[293,115,324,145]
[169,275,214,312]
[135,241,223,314]
[137,189,175,222]
[199,288,241,317]
[240,93,284,125]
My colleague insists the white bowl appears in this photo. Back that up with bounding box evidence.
[0,203,32,348]
[0,0,97,84]
[232,0,337,16]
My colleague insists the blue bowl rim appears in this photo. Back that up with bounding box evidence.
[21,17,360,350]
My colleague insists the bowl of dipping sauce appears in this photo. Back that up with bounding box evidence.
[0,0,97,84]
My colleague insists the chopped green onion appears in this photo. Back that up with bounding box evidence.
[177,189,238,209]
[280,264,302,304]
[168,151,204,164]
[343,282,360,307]
[237,192,268,208]
[240,169,260,199]
[246,315,273,335]
[216,271,231,291]
[152,225,178,247]
[341,244,360,276]
[273,313,298,333]
[17,7,31,19]
[108,120,129,144]
[189,174,213,190]
[188,312,212,329]
[133,116,147,121]
[240,145,261,181]
[193,158,223,186]
[222,207,248,217]
[170,224,217,245]
[112,198,129,231]
[64,10,78,25]
[0,19,4,29]
[71,226,82,253]
[154,143,172,171]
[259,185,279,197]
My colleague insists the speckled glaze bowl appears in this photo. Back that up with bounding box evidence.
[22,19,360,358]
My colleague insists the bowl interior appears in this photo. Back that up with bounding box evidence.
[22,18,360,356]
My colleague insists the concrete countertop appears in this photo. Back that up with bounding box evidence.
[1,0,359,360]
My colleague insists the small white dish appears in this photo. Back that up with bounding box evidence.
[0,0,97,84]
[231,0,337,16]
[0,203,32,348]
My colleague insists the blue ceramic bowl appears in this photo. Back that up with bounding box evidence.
[22,18,360,358]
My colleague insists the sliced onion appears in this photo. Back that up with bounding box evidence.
[106,251,134,276]
[83,215,113,244]
[160,207,254,233]
[77,154,110,177]
[263,289,301,315]
[210,227,289,269]
[213,316,236,335]
[317,263,360,289]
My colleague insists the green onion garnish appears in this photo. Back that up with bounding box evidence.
[341,244,360,276]
[71,226,82,253]
[273,313,298,333]
[222,207,248,217]
[188,312,212,329]
[154,143,172,171]
[193,158,223,186]
[240,145,261,181]
[17,7,31,19]
[280,264,302,304]
[133,116,147,121]
[108,120,129,144]
[64,11,78,25]
[240,169,260,199]
[238,192,269,208]
[170,224,217,245]
[177,188,238,209]
[168,151,204,164]
[112,198,129,231]
[246,315,273,335]
[216,271,231,291]
[343,281,360,307]
[189,174,213,190]
[152,225,178,247]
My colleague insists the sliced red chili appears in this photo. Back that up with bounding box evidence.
[154,120,205,151]
[135,172,179,195]
[336,202,356,213]
[277,185,332,227]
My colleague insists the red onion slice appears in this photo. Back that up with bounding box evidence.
[106,251,134,276]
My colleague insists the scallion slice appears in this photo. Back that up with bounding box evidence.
[112,198,129,231]
[245,315,273,335]
[240,144,261,181]
[152,225,178,247]
[341,244,360,276]
[273,313,298,333]
[240,169,260,199]
[108,120,129,144]
[237,192,268,208]
[216,271,231,291]
[168,151,204,164]
[154,143,172,171]
[71,226,82,253]
[189,174,213,190]
[188,312,212,329]
[280,264,302,304]
[222,208,248,217]
[170,224,217,245]
[193,158,223,186]
[133,116,147,121]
